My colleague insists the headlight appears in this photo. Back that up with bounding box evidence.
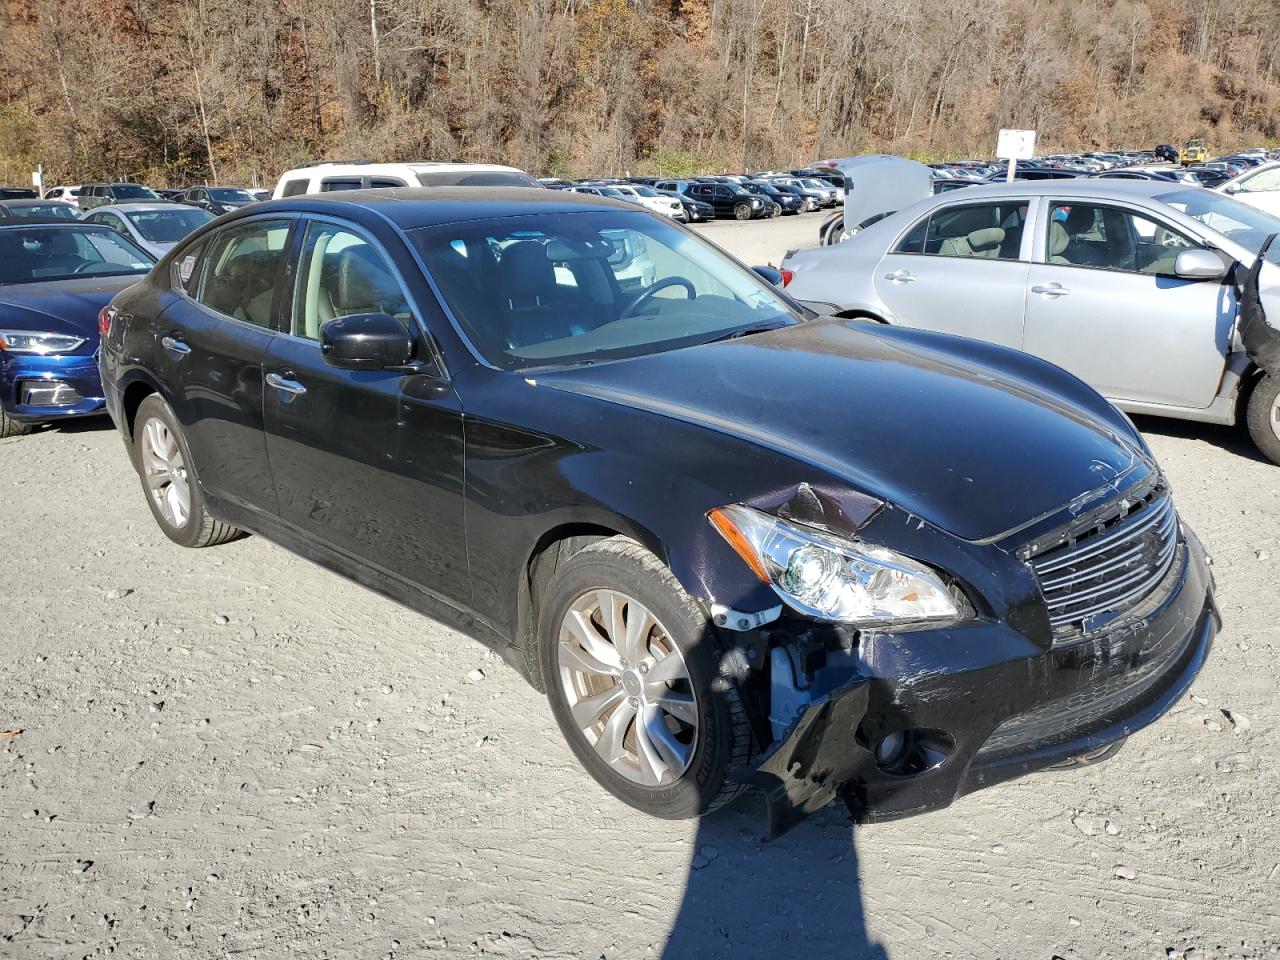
[709,503,967,627]
[0,330,87,355]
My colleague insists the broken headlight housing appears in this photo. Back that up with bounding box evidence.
[709,503,969,627]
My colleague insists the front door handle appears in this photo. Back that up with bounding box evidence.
[884,269,916,284]
[161,335,191,357]
[1030,283,1070,297]
[265,371,307,397]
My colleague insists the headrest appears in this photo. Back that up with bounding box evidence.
[1049,221,1070,256]
[967,227,1005,251]
[332,245,397,310]
[498,241,555,299]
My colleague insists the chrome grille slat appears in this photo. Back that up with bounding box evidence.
[1033,497,1173,575]
[1039,511,1177,603]
[1028,490,1179,638]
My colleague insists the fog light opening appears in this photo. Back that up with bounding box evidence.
[869,728,955,778]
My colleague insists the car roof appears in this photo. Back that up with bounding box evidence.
[928,179,1184,200]
[0,219,111,230]
[278,161,527,178]
[93,202,188,213]
[241,186,639,229]
[0,199,68,207]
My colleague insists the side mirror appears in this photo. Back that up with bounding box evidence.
[320,313,414,370]
[1174,249,1229,280]
[752,265,783,286]
[1223,184,1241,194]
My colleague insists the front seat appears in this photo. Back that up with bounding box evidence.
[494,241,583,348]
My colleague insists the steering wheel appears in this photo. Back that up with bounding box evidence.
[70,260,100,275]
[619,277,696,318]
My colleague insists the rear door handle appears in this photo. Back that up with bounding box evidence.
[884,269,916,284]
[161,335,191,357]
[265,371,307,397]
[1030,283,1070,297]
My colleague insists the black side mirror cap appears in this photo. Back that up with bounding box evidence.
[320,313,415,370]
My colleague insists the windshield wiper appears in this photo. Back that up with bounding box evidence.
[699,320,793,345]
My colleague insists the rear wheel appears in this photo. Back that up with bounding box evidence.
[0,409,36,439]
[539,537,752,819]
[132,394,241,548]
[733,202,752,221]
[1245,372,1280,465]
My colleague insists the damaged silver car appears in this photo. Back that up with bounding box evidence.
[784,180,1280,464]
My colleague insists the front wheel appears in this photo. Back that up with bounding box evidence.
[733,202,752,221]
[1245,372,1280,465]
[0,408,36,438]
[539,537,752,819]
[131,394,242,547]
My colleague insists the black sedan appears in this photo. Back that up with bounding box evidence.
[99,189,1216,835]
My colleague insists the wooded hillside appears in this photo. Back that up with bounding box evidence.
[2,0,1279,186]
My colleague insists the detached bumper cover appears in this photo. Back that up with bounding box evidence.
[739,528,1216,836]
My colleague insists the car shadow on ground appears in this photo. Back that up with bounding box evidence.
[661,796,889,960]
[1130,414,1268,464]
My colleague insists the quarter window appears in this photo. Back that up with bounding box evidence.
[193,219,292,327]
[1238,167,1280,193]
[1046,202,1195,275]
[291,223,412,341]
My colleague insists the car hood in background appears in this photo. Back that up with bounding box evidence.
[0,275,143,339]
[536,318,1147,543]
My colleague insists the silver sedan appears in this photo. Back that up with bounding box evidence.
[782,180,1280,463]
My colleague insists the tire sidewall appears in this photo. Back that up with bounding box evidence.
[538,543,738,820]
[1246,372,1280,465]
[131,394,207,547]
[733,203,751,221]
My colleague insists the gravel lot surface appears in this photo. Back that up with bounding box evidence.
[2,213,1278,959]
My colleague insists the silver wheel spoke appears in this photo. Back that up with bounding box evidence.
[650,688,697,726]
[570,682,624,729]
[634,706,672,785]
[642,704,690,775]
[558,640,618,678]
[561,609,622,673]
[619,602,653,665]
[644,650,686,686]
[594,699,635,765]
[598,590,627,653]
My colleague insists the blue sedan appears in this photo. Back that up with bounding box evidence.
[0,221,154,437]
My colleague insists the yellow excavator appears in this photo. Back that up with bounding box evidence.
[1179,138,1209,165]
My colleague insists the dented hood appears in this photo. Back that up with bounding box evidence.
[832,155,934,230]
[537,318,1147,543]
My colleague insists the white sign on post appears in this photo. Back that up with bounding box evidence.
[996,129,1036,182]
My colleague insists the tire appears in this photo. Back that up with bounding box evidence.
[538,536,752,819]
[733,202,752,221]
[131,394,241,548]
[1245,372,1280,465]
[0,408,36,438]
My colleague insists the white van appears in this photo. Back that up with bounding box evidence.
[271,161,540,199]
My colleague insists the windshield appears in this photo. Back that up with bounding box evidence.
[208,188,255,203]
[632,186,661,197]
[0,226,154,284]
[113,184,160,200]
[7,203,78,220]
[1156,189,1280,259]
[127,207,214,242]
[410,210,799,370]
[415,170,540,188]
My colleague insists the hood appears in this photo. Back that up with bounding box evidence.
[535,319,1146,543]
[0,275,142,341]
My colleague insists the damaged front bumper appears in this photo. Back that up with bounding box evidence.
[735,522,1217,838]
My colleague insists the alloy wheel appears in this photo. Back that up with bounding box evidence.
[556,589,699,787]
[140,417,190,528]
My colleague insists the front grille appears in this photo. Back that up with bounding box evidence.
[1028,489,1179,638]
[18,380,82,407]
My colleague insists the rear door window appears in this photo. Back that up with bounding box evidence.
[280,179,310,198]
[896,202,1028,260]
[320,178,364,192]
[193,219,293,327]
